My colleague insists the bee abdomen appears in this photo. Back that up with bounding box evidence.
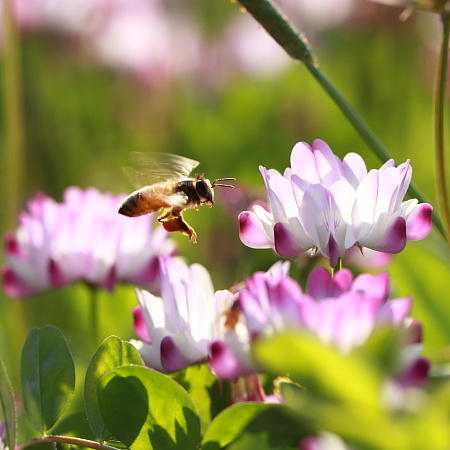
[118,186,169,217]
[118,191,144,217]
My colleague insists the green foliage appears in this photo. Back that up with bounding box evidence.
[202,402,307,450]
[97,365,201,450]
[0,358,16,449]
[20,326,75,433]
[254,331,450,449]
[84,335,144,439]
[171,364,232,432]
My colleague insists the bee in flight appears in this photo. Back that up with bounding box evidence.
[118,153,235,243]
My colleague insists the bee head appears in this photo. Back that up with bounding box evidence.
[195,174,214,203]
[195,174,235,205]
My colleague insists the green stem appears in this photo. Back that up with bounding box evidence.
[89,286,100,347]
[2,0,25,230]
[331,257,343,276]
[306,66,393,164]
[17,435,118,450]
[434,13,450,248]
[235,0,445,237]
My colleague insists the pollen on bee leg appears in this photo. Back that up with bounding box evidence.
[157,209,172,222]
[162,215,197,243]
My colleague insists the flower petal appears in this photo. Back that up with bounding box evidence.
[363,216,407,254]
[273,221,308,257]
[312,139,342,186]
[238,211,273,248]
[351,272,389,302]
[342,152,368,187]
[1,266,36,298]
[209,338,254,381]
[160,335,202,372]
[133,306,150,342]
[397,357,430,389]
[405,203,433,240]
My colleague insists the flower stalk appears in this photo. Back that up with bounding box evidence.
[434,12,450,247]
[235,0,444,237]
[17,435,119,450]
[89,286,100,347]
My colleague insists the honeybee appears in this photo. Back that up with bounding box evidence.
[118,153,235,243]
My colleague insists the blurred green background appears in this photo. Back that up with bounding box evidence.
[0,0,449,432]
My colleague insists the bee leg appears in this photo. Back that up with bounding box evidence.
[161,215,197,243]
[158,209,197,243]
[157,208,173,222]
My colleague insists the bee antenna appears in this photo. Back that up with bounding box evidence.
[212,178,235,189]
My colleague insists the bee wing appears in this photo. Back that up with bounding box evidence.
[123,153,200,188]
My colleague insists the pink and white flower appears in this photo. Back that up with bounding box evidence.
[132,256,237,372]
[209,263,428,385]
[239,139,433,266]
[2,187,176,298]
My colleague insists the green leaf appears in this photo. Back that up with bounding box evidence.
[84,336,144,439]
[98,365,200,450]
[388,243,450,354]
[253,332,420,448]
[201,403,275,450]
[254,332,382,409]
[20,326,75,433]
[172,364,231,431]
[222,404,305,450]
[0,358,16,449]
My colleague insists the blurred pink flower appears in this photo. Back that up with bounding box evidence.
[132,256,237,372]
[2,0,201,84]
[0,423,7,450]
[342,246,393,270]
[90,1,200,83]
[209,261,297,380]
[2,187,176,298]
[239,139,433,267]
[209,263,428,385]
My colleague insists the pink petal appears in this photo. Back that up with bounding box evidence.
[209,340,252,381]
[406,203,433,240]
[377,166,402,215]
[300,184,346,260]
[239,211,272,248]
[306,267,333,300]
[131,256,160,287]
[312,139,342,186]
[331,269,354,295]
[327,233,339,268]
[1,266,35,298]
[4,233,20,256]
[160,336,192,372]
[103,265,117,292]
[397,357,430,389]
[133,306,150,342]
[342,153,368,187]
[355,170,379,237]
[396,161,412,204]
[267,174,299,220]
[306,267,354,300]
[383,298,412,326]
[273,222,306,258]
[352,272,389,302]
[290,142,320,183]
[134,341,166,373]
[404,320,423,345]
[366,216,407,254]
[49,259,67,288]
